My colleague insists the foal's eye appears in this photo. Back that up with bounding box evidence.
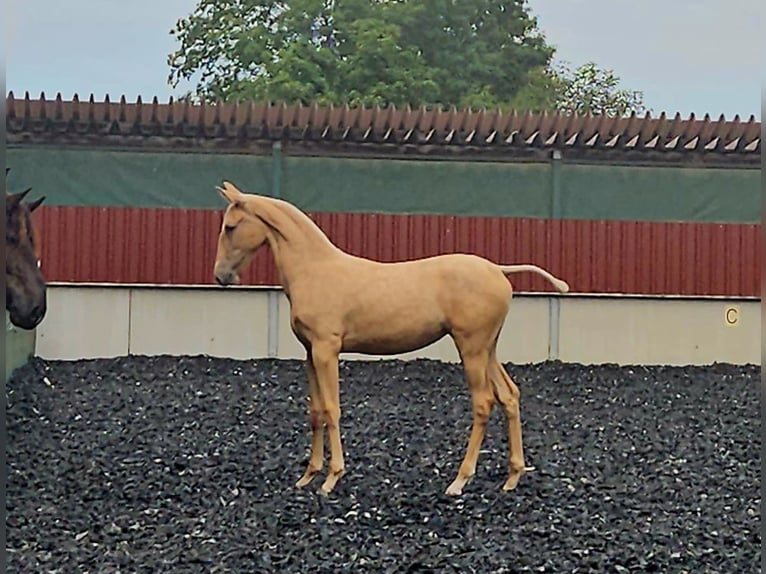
[225,224,236,234]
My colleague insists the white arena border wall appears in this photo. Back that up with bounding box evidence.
[34,283,760,367]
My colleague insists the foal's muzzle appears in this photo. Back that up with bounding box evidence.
[214,269,240,287]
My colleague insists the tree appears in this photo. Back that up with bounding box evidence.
[167,1,648,116]
[507,65,565,113]
[502,61,648,116]
[551,61,648,117]
[167,0,555,109]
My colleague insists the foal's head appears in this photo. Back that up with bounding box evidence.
[213,181,269,286]
[6,171,47,329]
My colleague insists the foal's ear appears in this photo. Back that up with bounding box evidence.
[216,186,232,204]
[216,180,244,204]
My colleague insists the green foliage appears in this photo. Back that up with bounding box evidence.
[552,61,649,117]
[167,1,646,116]
[167,0,553,109]
[508,65,564,113]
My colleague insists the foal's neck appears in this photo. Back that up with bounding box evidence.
[247,196,341,287]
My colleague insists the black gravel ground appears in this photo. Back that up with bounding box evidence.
[6,356,760,573]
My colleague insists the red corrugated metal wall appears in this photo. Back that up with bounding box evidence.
[32,206,760,297]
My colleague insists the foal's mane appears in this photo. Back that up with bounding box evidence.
[246,193,337,250]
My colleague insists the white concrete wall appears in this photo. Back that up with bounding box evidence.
[36,287,130,360]
[128,288,270,358]
[558,297,760,366]
[34,285,761,366]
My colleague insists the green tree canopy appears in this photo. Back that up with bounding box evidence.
[511,61,649,116]
[167,0,554,109]
[553,61,648,116]
[167,0,647,116]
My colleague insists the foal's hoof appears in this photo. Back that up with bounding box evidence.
[444,483,464,497]
[319,469,345,495]
[295,474,316,489]
[295,466,322,489]
[502,466,535,491]
[445,475,472,496]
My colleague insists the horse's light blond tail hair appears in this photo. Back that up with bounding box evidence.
[499,264,570,293]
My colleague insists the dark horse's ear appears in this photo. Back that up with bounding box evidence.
[29,195,45,211]
[28,196,46,211]
[7,188,32,209]
[16,188,32,202]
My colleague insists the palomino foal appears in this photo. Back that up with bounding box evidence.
[213,181,569,496]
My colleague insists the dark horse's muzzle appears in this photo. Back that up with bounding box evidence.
[8,295,46,330]
[7,264,47,330]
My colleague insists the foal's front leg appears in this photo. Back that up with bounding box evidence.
[295,355,325,488]
[311,341,345,494]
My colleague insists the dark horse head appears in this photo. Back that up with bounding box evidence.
[6,168,47,330]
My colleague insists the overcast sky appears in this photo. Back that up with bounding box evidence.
[4,0,763,119]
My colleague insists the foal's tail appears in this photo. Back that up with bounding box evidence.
[499,264,570,293]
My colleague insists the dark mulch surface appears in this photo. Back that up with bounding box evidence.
[6,356,760,573]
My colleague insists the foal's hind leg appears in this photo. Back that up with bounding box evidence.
[488,354,531,491]
[445,343,494,496]
[295,354,325,488]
